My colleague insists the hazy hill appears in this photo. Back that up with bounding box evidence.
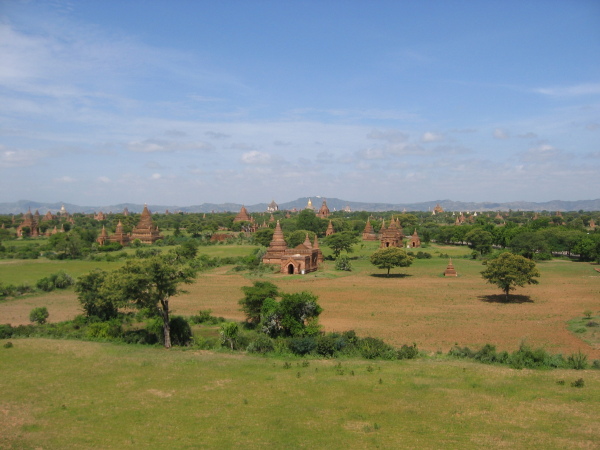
[1,198,599,215]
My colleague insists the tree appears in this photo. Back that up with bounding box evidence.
[239,281,279,325]
[75,269,119,321]
[370,247,414,277]
[260,291,322,338]
[465,228,493,255]
[253,227,274,247]
[98,253,197,348]
[29,306,49,324]
[219,322,239,350]
[509,232,550,259]
[481,252,540,301]
[324,231,360,258]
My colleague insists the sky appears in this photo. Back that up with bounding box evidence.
[1,0,599,207]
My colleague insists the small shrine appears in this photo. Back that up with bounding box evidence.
[262,221,322,274]
[408,229,421,248]
[444,259,457,277]
[362,218,377,241]
[325,220,335,236]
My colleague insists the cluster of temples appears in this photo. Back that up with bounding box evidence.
[361,217,421,249]
[16,206,73,237]
[97,205,163,246]
[262,221,323,274]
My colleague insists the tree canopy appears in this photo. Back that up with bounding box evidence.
[370,247,414,277]
[324,231,360,258]
[481,252,540,301]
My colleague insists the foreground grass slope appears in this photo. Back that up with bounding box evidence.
[2,339,599,448]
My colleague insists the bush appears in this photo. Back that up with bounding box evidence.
[52,271,74,289]
[189,309,219,325]
[567,350,588,370]
[334,256,353,271]
[316,334,337,357]
[3,341,13,348]
[448,345,474,359]
[358,337,396,360]
[86,319,123,339]
[36,277,55,292]
[288,336,316,356]
[0,324,12,339]
[169,316,193,346]
[397,343,419,360]
[29,307,49,324]
[246,334,274,354]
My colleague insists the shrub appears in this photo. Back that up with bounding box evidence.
[316,334,337,357]
[397,343,419,360]
[448,345,474,359]
[3,341,13,348]
[86,319,123,339]
[474,343,498,364]
[571,378,585,388]
[36,277,55,292]
[169,316,193,346]
[586,321,599,328]
[219,322,239,350]
[583,310,593,319]
[288,336,316,356]
[246,334,274,354]
[29,307,49,324]
[189,309,219,325]
[334,256,352,271]
[567,350,588,370]
[52,271,74,289]
[358,337,396,360]
[415,251,432,259]
[0,324,13,339]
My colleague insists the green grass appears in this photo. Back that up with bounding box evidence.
[568,314,600,348]
[1,339,599,448]
[0,260,125,285]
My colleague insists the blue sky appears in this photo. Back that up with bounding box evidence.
[1,0,599,206]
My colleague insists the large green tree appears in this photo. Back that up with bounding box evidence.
[465,228,493,255]
[239,280,279,325]
[370,247,414,277]
[79,253,197,348]
[481,252,540,301]
[324,231,360,258]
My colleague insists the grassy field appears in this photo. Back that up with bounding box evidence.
[1,339,599,449]
[1,241,599,359]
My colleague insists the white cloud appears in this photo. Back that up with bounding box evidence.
[421,132,444,143]
[151,173,162,180]
[367,129,409,143]
[55,176,76,183]
[0,147,44,168]
[358,148,386,160]
[98,176,111,183]
[127,139,213,153]
[534,83,600,97]
[493,128,509,139]
[241,151,272,165]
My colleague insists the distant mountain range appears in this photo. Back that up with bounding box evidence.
[1,198,599,214]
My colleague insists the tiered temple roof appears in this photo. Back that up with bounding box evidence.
[109,220,130,246]
[326,220,335,236]
[316,200,330,218]
[409,229,421,248]
[17,208,40,237]
[379,217,404,248]
[130,205,163,244]
[444,259,458,277]
[362,218,377,241]
[233,206,252,222]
